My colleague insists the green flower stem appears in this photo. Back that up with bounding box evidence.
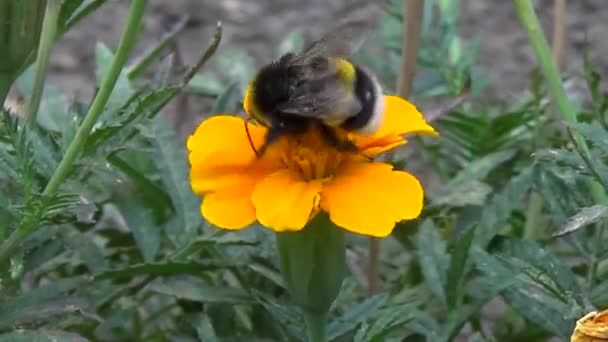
[303,311,328,342]
[514,0,608,204]
[25,0,61,126]
[0,73,11,108]
[0,0,148,265]
[275,214,346,342]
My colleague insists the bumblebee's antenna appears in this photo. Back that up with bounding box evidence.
[244,120,260,157]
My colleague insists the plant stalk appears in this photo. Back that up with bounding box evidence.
[513,0,608,204]
[0,0,148,264]
[303,311,327,342]
[0,73,11,108]
[26,0,61,126]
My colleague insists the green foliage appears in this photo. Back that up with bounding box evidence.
[1,0,607,341]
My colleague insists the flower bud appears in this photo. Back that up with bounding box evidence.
[572,310,608,342]
[0,0,47,75]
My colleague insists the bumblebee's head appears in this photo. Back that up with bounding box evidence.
[252,54,298,114]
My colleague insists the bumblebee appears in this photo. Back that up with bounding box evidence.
[245,20,385,156]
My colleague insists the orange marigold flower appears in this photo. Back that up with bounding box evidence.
[187,94,437,237]
[572,310,608,342]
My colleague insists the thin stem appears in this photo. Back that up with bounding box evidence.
[396,0,424,97]
[368,237,381,295]
[513,0,608,204]
[551,0,566,70]
[369,0,425,296]
[0,73,12,108]
[26,0,61,126]
[42,0,145,197]
[303,311,327,342]
[0,0,148,265]
[523,191,543,239]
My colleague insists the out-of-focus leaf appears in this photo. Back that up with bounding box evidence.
[446,149,517,186]
[415,220,448,305]
[277,30,305,57]
[118,200,160,262]
[568,122,608,154]
[95,260,239,280]
[193,313,219,342]
[149,278,252,304]
[61,0,109,35]
[94,43,134,110]
[554,204,608,237]
[472,247,578,338]
[497,238,585,308]
[108,153,172,220]
[210,82,239,114]
[0,277,96,329]
[0,330,88,342]
[15,67,67,132]
[215,49,256,89]
[327,294,386,340]
[252,290,305,342]
[189,73,225,96]
[446,225,476,307]
[59,227,108,273]
[431,180,491,207]
[474,167,533,246]
[353,305,418,342]
[149,114,202,245]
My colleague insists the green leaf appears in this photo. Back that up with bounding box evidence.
[568,122,608,153]
[446,149,517,186]
[415,220,448,305]
[0,278,92,329]
[149,278,252,304]
[94,42,134,110]
[0,330,88,342]
[15,67,67,132]
[354,305,418,342]
[474,166,533,246]
[446,225,476,307]
[108,153,172,220]
[119,200,161,263]
[497,238,585,308]
[277,30,305,57]
[554,204,608,237]
[188,73,225,96]
[95,260,239,280]
[149,113,203,244]
[193,313,219,342]
[472,247,579,338]
[431,180,492,207]
[327,294,386,340]
[210,82,240,114]
[59,227,108,273]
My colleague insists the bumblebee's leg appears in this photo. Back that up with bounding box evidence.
[244,120,260,157]
[256,126,284,157]
[319,124,357,152]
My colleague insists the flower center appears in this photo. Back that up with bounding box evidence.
[278,129,352,182]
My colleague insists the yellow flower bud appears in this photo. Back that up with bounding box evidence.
[572,310,608,342]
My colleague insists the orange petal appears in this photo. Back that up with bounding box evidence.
[188,115,266,172]
[375,96,437,137]
[202,189,256,229]
[354,96,437,155]
[320,162,423,237]
[251,169,323,232]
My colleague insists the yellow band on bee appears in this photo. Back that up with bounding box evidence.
[332,58,356,90]
[244,84,270,126]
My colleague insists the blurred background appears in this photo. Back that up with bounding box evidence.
[48,0,608,106]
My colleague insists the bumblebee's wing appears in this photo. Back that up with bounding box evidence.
[277,78,362,123]
[292,20,372,63]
